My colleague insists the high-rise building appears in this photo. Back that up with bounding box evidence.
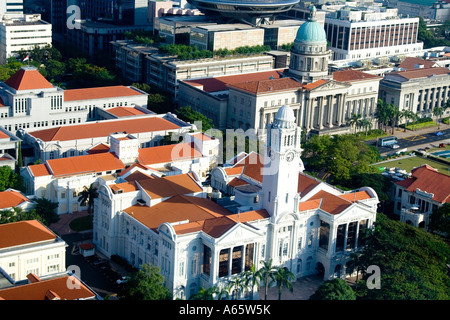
[323,6,423,60]
[0,0,24,15]
[0,14,52,64]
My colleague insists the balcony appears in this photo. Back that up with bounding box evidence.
[400,206,425,228]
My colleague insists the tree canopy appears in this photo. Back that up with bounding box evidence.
[302,134,380,182]
[310,278,356,300]
[354,213,450,300]
[175,105,214,132]
[118,264,172,300]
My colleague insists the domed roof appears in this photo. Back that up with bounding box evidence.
[273,105,296,129]
[295,6,327,44]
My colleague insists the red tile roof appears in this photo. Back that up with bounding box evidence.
[137,174,203,199]
[228,77,303,94]
[29,152,124,178]
[29,163,52,177]
[0,190,30,209]
[64,86,145,102]
[387,67,450,80]
[332,69,382,82]
[28,117,180,142]
[138,142,203,166]
[183,69,285,92]
[395,164,450,203]
[0,274,96,300]
[302,79,328,90]
[4,67,53,91]
[397,57,436,70]
[124,194,269,238]
[0,220,57,249]
[105,107,147,117]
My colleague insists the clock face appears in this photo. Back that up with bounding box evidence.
[286,151,295,162]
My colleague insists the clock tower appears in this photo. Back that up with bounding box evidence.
[262,105,303,222]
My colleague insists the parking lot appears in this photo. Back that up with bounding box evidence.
[63,233,124,299]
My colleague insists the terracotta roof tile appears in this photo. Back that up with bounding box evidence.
[0,274,96,300]
[183,69,285,92]
[44,152,124,178]
[138,143,203,166]
[339,190,372,202]
[302,79,328,90]
[137,174,203,199]
[228,77,303,94]
[105,106,147,117]
[29,163,52,177]
[397,57,436,70]
[388,67,450,80]
[64,86,145,102]
[28,117,180,142]
[395,164,450,203]
[307,190,353,215]
[4,68,53,91]
[298,173,321,196]
[0,220,57,249]
[332,69,381,82]
[124,195,229,232]
[0,190,30,209]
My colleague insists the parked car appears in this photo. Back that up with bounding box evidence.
[390,144,400,149]
[116,276,130,284]
[436,131,443,136]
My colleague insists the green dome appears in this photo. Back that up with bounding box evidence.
[295,6,327,44]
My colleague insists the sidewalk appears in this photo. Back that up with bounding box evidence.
[259,275,323,300]
[49,211,89,236]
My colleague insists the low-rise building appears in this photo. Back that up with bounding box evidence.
[21,132,220,214]
[0,189,33,212]
[0,66,149,135]
[393,164,450,229]
[0,271,100,300]
[0,220,67,282]
[18,113,193,164]
[379,64,450,120]
[92,105,379,299]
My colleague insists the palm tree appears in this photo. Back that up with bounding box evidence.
[228,274,247,300]
[258,259,276,300]
[349,113,362,134]
[243,265,261,300]
[388,104,402,135]
[274,266,295,300]
[78,183,99,215]
[216,283,232,300]
[189,286,217,300]
[360,118,373,139]
[401,110,415,132]
[376,99,390,132]
[433,106,444,129]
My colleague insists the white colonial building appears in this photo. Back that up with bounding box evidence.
[0,66,149,135]
[92,104,378,299]
[0,220,67,282]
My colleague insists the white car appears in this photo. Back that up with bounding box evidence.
[390,144,400,149]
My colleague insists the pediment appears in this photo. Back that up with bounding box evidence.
[328,203,375,223]
[310,79,350,92]
[214,222,265,245]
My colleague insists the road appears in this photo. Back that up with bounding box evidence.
[63,233,122,299]
[367,128,450,154]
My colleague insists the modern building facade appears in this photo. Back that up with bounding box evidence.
[323,6,423,61]
[179,6,382,135]
[92,104,378,299]
[0,14,52,64]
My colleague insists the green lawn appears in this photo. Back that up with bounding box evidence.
[377,156,450,176]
